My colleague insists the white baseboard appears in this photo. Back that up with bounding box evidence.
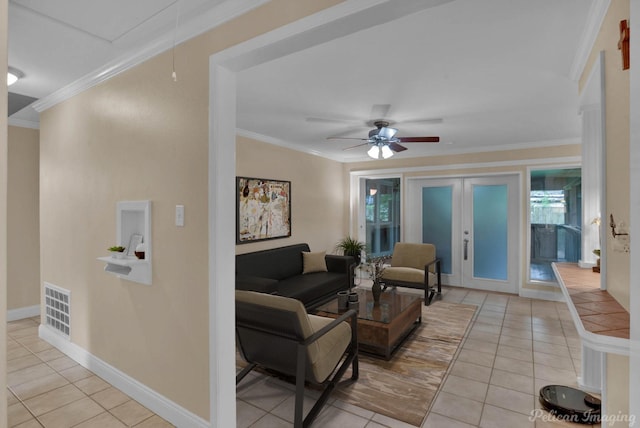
[519,287,566,302]
[7,305,40,321]
[39,325,209,428]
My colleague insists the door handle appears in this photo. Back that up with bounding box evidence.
[464,239,469,260]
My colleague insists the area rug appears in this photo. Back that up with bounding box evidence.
[334,300,477,427]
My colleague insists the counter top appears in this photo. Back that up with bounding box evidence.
[552,262,629,355]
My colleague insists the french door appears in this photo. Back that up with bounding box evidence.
[406,175,520,293]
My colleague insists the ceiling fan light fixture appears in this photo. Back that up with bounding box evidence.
[381,144,394,159]
[7,67,24,86]
[367,145,380,159]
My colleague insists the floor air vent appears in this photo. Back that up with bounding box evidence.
[44,283,71,339]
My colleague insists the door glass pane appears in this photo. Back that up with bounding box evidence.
[473,184,508,280]
[529,168,582,282]
[422,186,452,274]
[365,178,400,257]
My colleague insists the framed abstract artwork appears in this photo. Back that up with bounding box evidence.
[236,177,291,244]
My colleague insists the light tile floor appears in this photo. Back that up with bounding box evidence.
[6,286,591,428]
[6,317,174,428]
[237,285,591,428]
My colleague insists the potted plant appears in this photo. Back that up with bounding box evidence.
[335,236,366,265]
[367,256,387,303]
[108,245,126,259]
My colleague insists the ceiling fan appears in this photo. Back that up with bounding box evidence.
[327,120,440,159]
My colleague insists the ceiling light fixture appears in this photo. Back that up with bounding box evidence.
[367,145,380,159]
[367,143,395,160]
[7,67,24,86]
[381,144,394,159]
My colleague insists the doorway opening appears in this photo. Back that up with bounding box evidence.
[365,178,401,258]
[529,168,582,282]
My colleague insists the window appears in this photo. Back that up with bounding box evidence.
[365,178,400,258]
[529,168,582,282]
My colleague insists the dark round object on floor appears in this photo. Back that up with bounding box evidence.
[539,385,601,425]
[584,393,602,409]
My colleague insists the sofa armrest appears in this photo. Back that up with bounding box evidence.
[325,254,355,291]
[235,274,279,294]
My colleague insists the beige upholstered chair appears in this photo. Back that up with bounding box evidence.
[235,290,358,428]
[380,242,442,305]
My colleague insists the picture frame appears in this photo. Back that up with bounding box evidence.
[236,176,291,244]
[127,233,143,256]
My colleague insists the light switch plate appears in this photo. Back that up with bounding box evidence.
[176,205,185,227]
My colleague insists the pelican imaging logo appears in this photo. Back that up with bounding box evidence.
[529,409,636,426]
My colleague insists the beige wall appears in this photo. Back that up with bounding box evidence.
[581,0,631,310]
[579,0,631,423]
[7,126,39,311]
[1,0,9,423]
[236,136,347,255]
[346,144,581,293]
[38,0,344,420]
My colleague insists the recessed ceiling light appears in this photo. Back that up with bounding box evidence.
[7,67,24,86]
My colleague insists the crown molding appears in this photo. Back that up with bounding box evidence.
[8,117,40,129]
[238,127,581,165]
[236,128,347,162]
[32,0,269,112]
[569,0,611,82]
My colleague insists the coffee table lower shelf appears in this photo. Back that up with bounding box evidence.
[316,290,422,360]
[356,311,421,359]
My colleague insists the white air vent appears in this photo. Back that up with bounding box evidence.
[44,283,71,339]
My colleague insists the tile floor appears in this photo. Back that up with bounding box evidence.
[6,317,174,427]
[6,286,590,428]
[237,285,590,428]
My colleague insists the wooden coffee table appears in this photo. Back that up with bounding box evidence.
[315,288,422,359]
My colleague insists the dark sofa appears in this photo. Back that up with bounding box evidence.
[236,243,354,309]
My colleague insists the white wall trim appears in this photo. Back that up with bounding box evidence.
[519,287,565,302]
[236,128,344,162]
[569,0,611,81]
[38,325,209,428]
[209,63,238,428]
[628,0,640,422]
[349,156,582,177]
[7,117,39,130]
[240,128,580,164]
[31,0,270,113]
[7,305,39,321]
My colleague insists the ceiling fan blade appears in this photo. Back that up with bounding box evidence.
[388,142,407,152]
[397,136,440,143]
[327,136,369,141]
[342,143,370,151]
[400,118,443,125]
[306,116,361,124]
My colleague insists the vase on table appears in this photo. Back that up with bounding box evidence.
[372,280,382,304]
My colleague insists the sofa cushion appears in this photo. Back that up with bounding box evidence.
[236,274,279,293]
[302,251,328,274]
[236,243,310,280]
[277,272,345,303]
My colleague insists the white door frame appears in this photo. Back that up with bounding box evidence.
[208,1,454,426]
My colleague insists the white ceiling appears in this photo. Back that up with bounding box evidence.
[8,0,594,162]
